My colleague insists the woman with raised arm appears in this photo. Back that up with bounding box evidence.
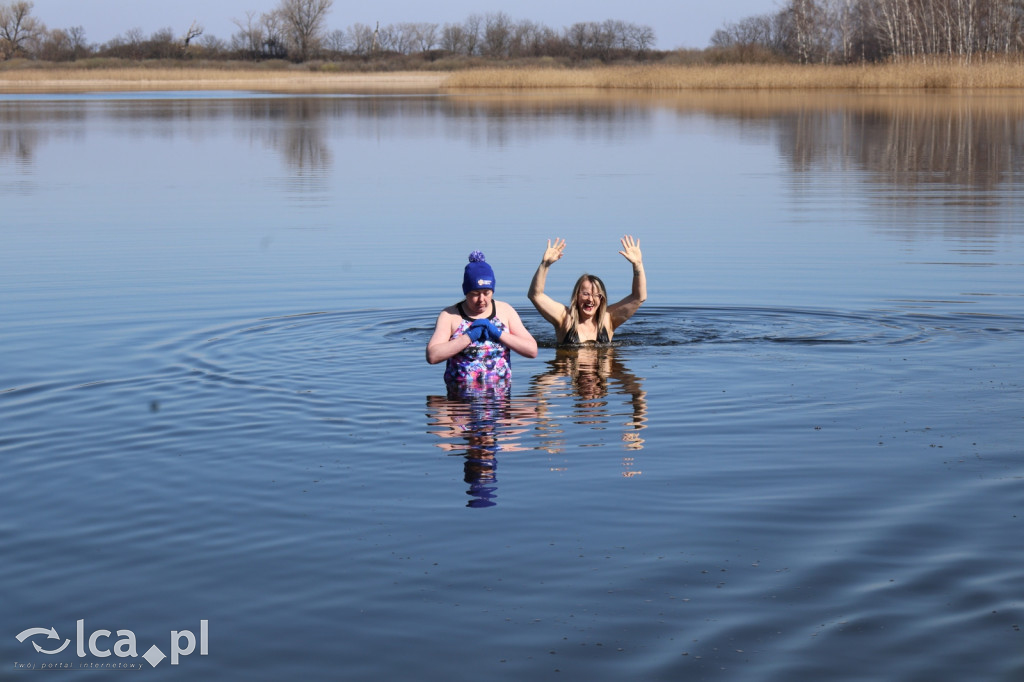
[427,251,538,392]
[527,235,646,346]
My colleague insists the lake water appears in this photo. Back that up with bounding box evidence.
[2,89,1022,680]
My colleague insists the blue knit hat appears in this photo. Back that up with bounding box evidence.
[462,251,495,294]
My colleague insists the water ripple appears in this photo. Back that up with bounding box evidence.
[4,304,1023,681]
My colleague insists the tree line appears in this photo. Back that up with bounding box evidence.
[711,0,1024,63]
[0,0,657,64]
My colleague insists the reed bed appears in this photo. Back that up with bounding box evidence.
[0,66,447,93]
[444,60,1024,90]
[3,60,1024,93]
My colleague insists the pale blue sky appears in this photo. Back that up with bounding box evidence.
[27,0,777,50]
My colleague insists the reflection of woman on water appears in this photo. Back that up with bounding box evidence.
[426,251,537,392]
[528,235,647,346]
[531,346,648,456]
[425,393,537,508]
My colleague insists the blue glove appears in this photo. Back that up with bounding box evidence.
[466,319,488,343]
[481,320,503,342]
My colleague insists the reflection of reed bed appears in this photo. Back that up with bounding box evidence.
[445,60,1024,90]
[654,90,1024,117]
[582,89,1024,193]
[427,88,1024,121]
[728,93,1024,192]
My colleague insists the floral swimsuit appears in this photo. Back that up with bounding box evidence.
[444,302,511,389]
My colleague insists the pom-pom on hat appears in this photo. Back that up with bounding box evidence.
[463,251,496,294]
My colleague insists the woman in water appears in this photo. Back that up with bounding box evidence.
[427,251,538,390]
[527,235,647,346]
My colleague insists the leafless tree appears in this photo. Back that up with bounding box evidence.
[260,11,287,58]
[509,19,552,57]
[987,0,1024,52]
[0,0,44,58]
[566,22,593,57]
[345,22,374,55]
[462,14,482,55]
[781,0,830,62]
[706,0,1024,62]
[119,27,145,59]
[412,22,439,52]
[196,34,225,54]
[482,11,513,57]
[823,0,856,62]
[323,28,347,54]
[275,0,333,61]
[593,20,617,59]
[374,23,398,52]
[148,27,179,58]
[440,22,468,53]
[710,14,777,59]
[182,20,203,48]
[859,0,1024,61]
[67,25,88,57]
[37,27,70,60]
[231,11,264,57]
[388,23,415,54]
[385,22,440,53]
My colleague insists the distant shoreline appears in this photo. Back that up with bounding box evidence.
[0,68,449,94]
[3,61,1024,93]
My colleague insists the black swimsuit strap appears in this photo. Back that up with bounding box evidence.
[457,301,496,322]
[561,321,610,346]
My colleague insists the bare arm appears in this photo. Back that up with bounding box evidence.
[425,309,471,364]
[527,238,570,328]
[495,302,538,358]
[608,235,647,330]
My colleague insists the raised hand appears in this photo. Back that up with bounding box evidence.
[618,234,643,267]
[542,238,566,266]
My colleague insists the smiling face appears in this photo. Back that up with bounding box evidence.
[464,288,494,317]
[574,277,605,320]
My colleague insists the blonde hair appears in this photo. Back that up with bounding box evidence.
[567,274,608,334]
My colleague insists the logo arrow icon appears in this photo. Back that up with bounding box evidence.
[33,639,71,655]
[16,627,59,643]
[16,627,71,655]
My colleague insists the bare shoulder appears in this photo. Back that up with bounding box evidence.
[440,302,462,317]
[494,300,522,320]
[434,303,463,330]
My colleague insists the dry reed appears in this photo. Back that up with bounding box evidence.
[3,60,1024,93]
[0,66,447,93]
[443,60,1024,90]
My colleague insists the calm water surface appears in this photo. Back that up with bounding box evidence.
[2,90,1022,680]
